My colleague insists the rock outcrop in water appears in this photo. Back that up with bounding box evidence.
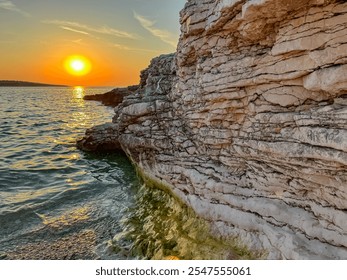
[79,0,347,259]
[83,86,138,107]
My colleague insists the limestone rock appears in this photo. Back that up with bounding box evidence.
[79,0,347,259]
[76,123,121,152]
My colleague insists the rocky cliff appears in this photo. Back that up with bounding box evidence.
[79,0,347,259]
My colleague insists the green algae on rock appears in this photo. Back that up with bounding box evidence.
[111,168,264,260]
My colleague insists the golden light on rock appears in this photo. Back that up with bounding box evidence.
[64,55,92,76]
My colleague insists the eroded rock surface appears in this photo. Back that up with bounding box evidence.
[77,123,121,152]
[79,0,347,259]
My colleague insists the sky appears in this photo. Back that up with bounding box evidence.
[0,0,186,86]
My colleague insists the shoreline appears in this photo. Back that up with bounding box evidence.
[77,5,347,256]
[0,80,68,87]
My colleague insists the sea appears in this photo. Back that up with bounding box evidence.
[0,86,144,259]
[0,86,240,260]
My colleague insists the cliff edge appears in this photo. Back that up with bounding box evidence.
[78,0,347,259]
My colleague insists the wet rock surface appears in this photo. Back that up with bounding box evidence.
[79,1,347,259]
[76,123,122,152]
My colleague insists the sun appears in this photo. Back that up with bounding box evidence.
[64,55,92,76]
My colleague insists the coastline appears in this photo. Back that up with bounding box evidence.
[80,87,262,260]
[83,86,138,107]
[77,0,347,259]
[0,80,68,87]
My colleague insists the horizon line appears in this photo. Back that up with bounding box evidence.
[0,79,129,88]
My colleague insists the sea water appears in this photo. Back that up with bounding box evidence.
[0,86,141,259]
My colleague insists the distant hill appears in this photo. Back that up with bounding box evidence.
[0,80,68,87]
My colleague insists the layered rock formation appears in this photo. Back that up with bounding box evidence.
[79,0,347,259]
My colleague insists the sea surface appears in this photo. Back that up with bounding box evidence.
[0,86,247,260]
[0,86,141,259]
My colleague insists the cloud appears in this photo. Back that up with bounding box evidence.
[0,0,30,17]
[113,43,164,53]
[133,11,177,48]
[72,39,83,44]
[60,26,89,35]
[43,20,140,40]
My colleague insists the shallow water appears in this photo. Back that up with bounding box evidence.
[0,87,140,259]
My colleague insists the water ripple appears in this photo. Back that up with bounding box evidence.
[0,87,140,258]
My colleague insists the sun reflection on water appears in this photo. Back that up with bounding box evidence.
[3,187,62,204]
[70,86,87,126]
[37,206,91,230]
[73,86,85,99]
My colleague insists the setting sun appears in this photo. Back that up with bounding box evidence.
[64,55,92,76]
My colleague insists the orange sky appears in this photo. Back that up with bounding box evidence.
[0,0,185,86]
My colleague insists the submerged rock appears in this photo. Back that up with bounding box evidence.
[79,1,347,259]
